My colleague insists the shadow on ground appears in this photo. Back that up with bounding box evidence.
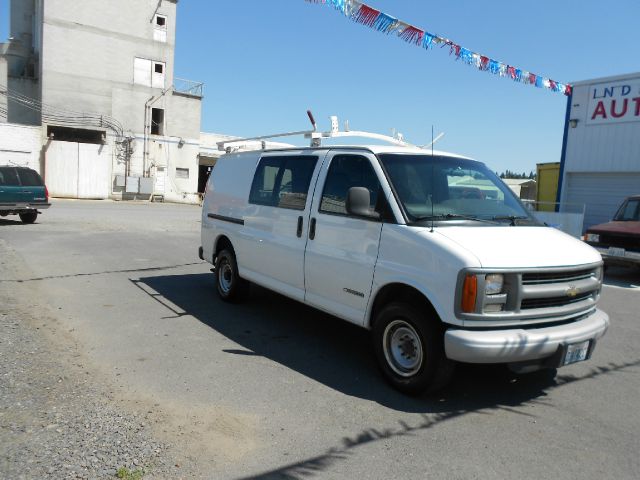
[135,273,634,412]
[135,272,639,479]
[0,218,32,226]
[603,266,640,289]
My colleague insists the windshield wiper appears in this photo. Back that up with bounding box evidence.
[491,215,529,226]
[412,214,500,225]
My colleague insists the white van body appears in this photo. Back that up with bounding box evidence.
[200,146,609,392]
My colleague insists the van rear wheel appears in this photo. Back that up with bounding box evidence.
[215,249,246,302]
[19,211,38,224]
[372,302,454,394]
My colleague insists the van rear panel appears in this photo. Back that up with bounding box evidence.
[16,168,47,202]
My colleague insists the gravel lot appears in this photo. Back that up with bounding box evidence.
[0,242,186,479]
[1,199,639,479]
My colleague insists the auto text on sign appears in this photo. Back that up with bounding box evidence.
[587,80,640,125]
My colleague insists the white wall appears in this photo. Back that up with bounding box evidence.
[109,134,200,204]
[0,123,43,171]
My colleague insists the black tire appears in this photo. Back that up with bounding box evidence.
[214,248,246,302]
[19,211,38,224]
[372,302,454,395]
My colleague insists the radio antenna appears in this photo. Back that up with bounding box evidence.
[430,125,435,233]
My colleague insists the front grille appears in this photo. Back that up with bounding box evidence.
[522,268,596,285]
[599,234,640,253]
[520,292,593,310]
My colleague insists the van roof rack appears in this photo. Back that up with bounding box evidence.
[216,111,444,152]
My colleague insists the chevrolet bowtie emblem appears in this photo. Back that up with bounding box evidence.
[566,285,580,297]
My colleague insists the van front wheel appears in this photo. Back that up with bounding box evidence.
[372,302,453,394]
[215,249,245,302]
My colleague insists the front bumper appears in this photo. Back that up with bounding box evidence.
[594,246,640,266]
[444,308,609,364]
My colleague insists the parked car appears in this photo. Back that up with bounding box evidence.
[584,195,640,269]
[0,165,50,224]
[200,145,609,394]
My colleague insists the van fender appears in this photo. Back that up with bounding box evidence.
[365,275,454,330]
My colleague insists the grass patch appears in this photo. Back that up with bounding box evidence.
[116,466,145,479]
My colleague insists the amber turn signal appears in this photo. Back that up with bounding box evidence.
[461,274,477,313]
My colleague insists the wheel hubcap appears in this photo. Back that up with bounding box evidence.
[218,260,233,294]
[383,320,423,377]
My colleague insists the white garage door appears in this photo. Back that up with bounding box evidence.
[45,141,111,199]
[563,172,640,229]
[46,141,79,197]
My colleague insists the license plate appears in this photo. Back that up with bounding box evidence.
[608,247,626,257]
[564,340,590,365]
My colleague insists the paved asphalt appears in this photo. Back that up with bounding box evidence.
[1,199,639,479]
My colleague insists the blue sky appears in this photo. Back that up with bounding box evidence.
[2,0,640,174]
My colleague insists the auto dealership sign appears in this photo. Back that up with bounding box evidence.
[587,79,640,125]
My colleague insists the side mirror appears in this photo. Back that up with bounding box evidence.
[346,187,380,220]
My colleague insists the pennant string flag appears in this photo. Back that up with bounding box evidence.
[305,0,571,96]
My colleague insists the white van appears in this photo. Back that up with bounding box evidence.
[200,144,609,393]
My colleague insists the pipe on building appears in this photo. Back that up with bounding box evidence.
[143,85,173,178]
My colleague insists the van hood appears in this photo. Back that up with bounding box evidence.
[434,226,602,268]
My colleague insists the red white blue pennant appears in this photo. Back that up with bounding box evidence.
[306,0,571,96]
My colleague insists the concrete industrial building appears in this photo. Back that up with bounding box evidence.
[558,72,640,229]
[1,0,205,203]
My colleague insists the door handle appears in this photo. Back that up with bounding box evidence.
[296,216,303,238]
[309,217,316,240]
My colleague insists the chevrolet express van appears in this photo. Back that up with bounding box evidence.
[200,146,609,393]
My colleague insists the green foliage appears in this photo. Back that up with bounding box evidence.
[498,169,537,180]
[116,466,146,480]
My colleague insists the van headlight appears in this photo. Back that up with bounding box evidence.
[485,274,504,295]
[585,233,600,243]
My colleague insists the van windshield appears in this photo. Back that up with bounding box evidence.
[378,154,537,225]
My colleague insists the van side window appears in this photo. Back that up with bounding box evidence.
[17,169,43,186]
[0,167,20,186]
[249,156,318,210]
[320,155,381,215]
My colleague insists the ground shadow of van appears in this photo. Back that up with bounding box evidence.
[0,218,31,225]
[135,272,610,413]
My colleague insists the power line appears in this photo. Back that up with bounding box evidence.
[0,83,125,140]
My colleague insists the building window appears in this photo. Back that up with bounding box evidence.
[134,58,165,88]
[151,108,164,135]
[176,168,189,179]
[152,62,165,88]
[154,14,167,42]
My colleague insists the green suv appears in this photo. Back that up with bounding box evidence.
[0,165,50,224]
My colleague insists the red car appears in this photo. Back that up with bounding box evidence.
[584,195,640,269]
